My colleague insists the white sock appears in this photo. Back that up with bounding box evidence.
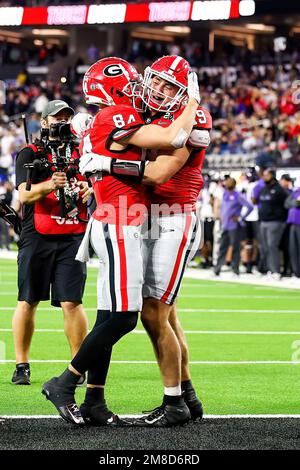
[164,385,181,396]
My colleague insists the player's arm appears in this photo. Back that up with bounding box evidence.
[141,124,210,184]
[142,147,191,186]
[121,72,200,150]
[124,100,197,150]
[79,128,211,182]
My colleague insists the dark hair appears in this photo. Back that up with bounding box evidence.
[264,167,276,179]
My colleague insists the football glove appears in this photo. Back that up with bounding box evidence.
[79,153,111,176]
[71,112,93,138]
[79,152,147,180]
[187,72,201,104]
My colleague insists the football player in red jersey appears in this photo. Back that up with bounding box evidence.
[138,56,212,426]
[42,57,201,426]
[83,56,212,426]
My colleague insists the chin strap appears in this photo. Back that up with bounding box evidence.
[0,201,22,235]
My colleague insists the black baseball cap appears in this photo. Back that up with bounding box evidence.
[280,174,293,182]
[41,100,75,119]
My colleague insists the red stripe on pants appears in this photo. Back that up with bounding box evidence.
[161,214,192,304]
[116,225,128,311]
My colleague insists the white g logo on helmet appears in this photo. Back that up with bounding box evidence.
[103,65,124,77]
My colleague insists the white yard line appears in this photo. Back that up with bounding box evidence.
[2,252,300,290]
[0,360,298,365]
[2,282,299,298]
[3,291,300,299]
[1,328,300,335]
[1,307,300,314]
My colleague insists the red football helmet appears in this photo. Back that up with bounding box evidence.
[140,55,191,112]
[82,57,142,106]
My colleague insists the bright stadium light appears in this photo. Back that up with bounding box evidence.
[246,23,274,32]
[32,29,68,36]
[239,0,255,17]
[164,26,191,34]
[33,39,44,46]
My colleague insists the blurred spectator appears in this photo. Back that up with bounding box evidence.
[0,176,13,250]
[86,44,99,63]
[238,169,260,273]
[280,174,293,193]
[27,113,41,139]
[214,177,253,277]
[285,186,300,279]
[258,169,289,280]
[198,176,215,268]
[0,125,15,177]
[33,89,49,114]
[279,174,293,276]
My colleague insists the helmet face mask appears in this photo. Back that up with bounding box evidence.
[141,68,186,112]
[131,81,147,112]
[83,57,142,107]
[139,56,191,113]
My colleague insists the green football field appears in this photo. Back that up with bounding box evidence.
[1,257,300,416]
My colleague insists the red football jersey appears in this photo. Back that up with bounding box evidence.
[79,105,147,225]
[146,105,212,212]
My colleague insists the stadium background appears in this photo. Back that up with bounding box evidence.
[1,0,300,451]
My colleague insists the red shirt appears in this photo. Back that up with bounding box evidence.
[80,105,148,225]
[146,105,212,212]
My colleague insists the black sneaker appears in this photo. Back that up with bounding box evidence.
[11,364,31,385]
[133,403,190,427]
[42,377,84,426]
[80,401,132,426]
[183,389,203,421]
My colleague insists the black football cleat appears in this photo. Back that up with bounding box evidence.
[42,377,84,426]
[80,401,132,426]
[11,365,31,385]
[183,389,203,421]
[133,403,190,427]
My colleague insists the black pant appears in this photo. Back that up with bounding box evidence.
[279,224,291,275]
[17,233,86,306]
[214,228,241,275]
[289,224,300,277]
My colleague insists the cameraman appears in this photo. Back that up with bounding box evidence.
[12,100,90,385]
